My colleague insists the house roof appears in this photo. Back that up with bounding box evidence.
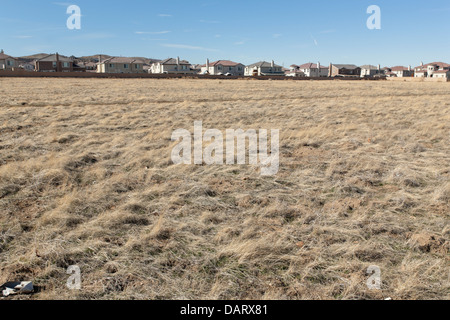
[202,60,243,67]
[101,57,144,64]
[390,66,410,71]
[0,52,17,60]
[158,58,191,65]
[295,63,328,69]
[19,61,35,66]
[332,64,359,70]
[433,69,450,74]
[36,54,73,62]
[77,61,97,67]
[247,61,282,68]
[414,62,450,69]
[360,65,379,70]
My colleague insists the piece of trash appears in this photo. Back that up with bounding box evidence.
[1,281,34,297]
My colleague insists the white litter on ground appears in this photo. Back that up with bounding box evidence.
[1,281,34,297]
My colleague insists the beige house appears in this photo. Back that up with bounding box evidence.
[97,57,145,74]
[245,61,284,76]
[0,50,18,70]
[150,57,196,74]
[360,65,382,77]
[329,64,361,77]
[200,59,245,76]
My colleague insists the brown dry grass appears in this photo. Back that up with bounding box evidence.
[0,78,449,300]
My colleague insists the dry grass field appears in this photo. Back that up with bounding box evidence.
[0,78,448,300]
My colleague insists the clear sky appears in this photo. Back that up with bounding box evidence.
[1,0,450,67]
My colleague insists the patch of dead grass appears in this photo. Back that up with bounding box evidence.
[0,78,448,300]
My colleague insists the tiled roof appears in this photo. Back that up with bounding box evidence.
[159,58,191,65]
[390,66,409,71]
[296,63,328,69]
[101,57,145,64]
[36,54,73,62]
[0,52,17,60]
[247,61,282,68]
[360,65,379,70]
[202,60,243,67]
[433,69,450,74]
[332,64,359,70]
[414,62,450,69]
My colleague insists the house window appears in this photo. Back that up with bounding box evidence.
[229,67,232,71]
[238,66,242,71]
[218,66,222,70]
[63,62,69,68]
[124,64,129,69]
[53,62,57,68]
[135,64,139,69]
[182,65,187,70]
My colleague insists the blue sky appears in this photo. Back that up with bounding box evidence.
[1,0,450,67]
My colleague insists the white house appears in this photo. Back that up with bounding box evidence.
[289,62,328,77]
[390,66,413,78]
[200,59,245,76]
[245,61,284,76]
[432,69,450,79]
[150,57,196,74]
[286,66,305,77]
[19,61,35,71]
[414,62,450,78]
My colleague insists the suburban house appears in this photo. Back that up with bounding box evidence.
[288,62,328,77]
[0,50,18,70]
[414,62,450,78]
[360,65,382,77]
[384,71,397,78]
[143,65,152,73]
[191,64,202,74]
[286,67,305,77]
[200,59,245,76]
[390,66,413,78]
[432,69,450,79]
[245,61,284,76]
[35,53,75,72]
[414,68,427,78]
[77,61,97,72]
[150,57,196,74]
[19,61,35,71]
[329,64,361,77]
[97,57,145,74]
